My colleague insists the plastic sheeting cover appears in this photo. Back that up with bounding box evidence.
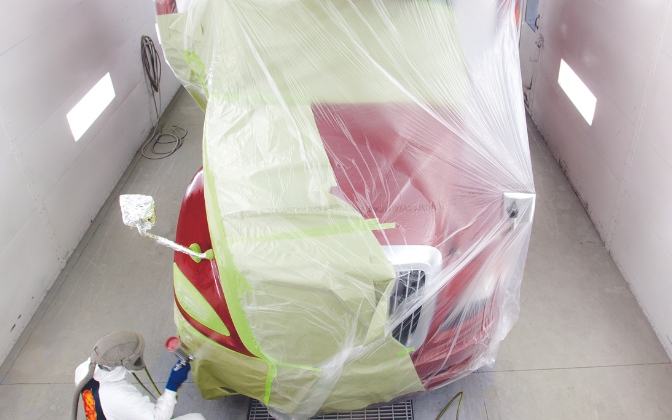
[154,0,534,418]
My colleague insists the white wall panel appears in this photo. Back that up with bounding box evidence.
[610,195,672,347]
[0,121,11,158]
[0,211,61,362]
[17,21,161,200]
[522,0,672,358]
[662,19,672,56]
[533,72,620,238]
[43,83,152,255]
[550,1,657,124]
[588,95,635,183]
[639,51,672,168]
[0,3,125,142]
[0,146,36,255]
[0,0,82,56]
[0,0,180,364]
[624,139,672,256]
[593,0,669,42]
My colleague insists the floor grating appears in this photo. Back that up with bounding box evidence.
[247,399,413,420]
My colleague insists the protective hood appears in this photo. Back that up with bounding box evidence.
[91,331,146,372]
[75,358,127,385]
[94,365,127,383]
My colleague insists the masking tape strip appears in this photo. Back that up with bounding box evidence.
[396,347,415,357]
[228,219,396,244]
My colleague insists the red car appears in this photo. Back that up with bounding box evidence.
[153,0,535,416]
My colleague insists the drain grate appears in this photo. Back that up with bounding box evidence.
[247,399,413,420]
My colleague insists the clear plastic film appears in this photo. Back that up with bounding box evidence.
[154,0,534,418]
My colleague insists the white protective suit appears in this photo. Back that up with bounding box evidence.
[75,359,205,420]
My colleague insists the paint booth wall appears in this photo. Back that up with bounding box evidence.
[0,0,180,364]
[520,0,672,359]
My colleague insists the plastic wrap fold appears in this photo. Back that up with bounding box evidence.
[155,0,534,418]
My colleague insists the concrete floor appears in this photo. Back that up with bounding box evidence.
[1,88,671,419]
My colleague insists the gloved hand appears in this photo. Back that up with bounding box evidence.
[166,359,191,392]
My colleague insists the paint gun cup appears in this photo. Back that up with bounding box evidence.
[165,336,195,369]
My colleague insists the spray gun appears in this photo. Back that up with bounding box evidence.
[165,336,195,368]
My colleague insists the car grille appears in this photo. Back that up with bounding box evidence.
[389,269,426,346]
[248,399,413,420]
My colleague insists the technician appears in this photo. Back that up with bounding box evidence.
[73,331,205,420]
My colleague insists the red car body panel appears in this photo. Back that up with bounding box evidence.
[174,171,254,357]
[175,103,502,387]
[313,103,500,387]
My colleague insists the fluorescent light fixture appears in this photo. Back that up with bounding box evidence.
[558,59,596,125]
[67,73,115,141]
